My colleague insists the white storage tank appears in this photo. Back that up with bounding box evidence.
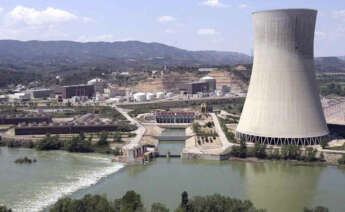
[216,90,223,97]
[146,92,155,101]
[166,92,174,98]
[201,76,217,92]
[156,92,165,99]
[133,92,146,102]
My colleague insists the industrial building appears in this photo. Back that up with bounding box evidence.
[182,81,209,94]
[236,9,329,145]
[30,89,53,99]
[87,78,106,93]
[156,111,195,123]
[15,123,119,135]
[201,76,216,92]
[0,114,52,125]
[61,84,95,99]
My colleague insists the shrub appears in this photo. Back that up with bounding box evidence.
[253,142,267,159]
[151,202,169,212]
[304,147,318,162]
[0,205,12,212]
[338,154,345,165]
[35,134,62,151]
[64,135,93,153]
[14,157,37,164]
[97,131,109,146]
[231,140,247,158]
[304,206,329,212]
[175,193,265,212]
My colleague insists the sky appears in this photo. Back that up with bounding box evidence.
[0,0,344,56]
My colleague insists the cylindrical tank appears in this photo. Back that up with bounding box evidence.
[166,92,174,98]
[236,9,328,145]
[216,90,223,97]
[201,76,216,92]
[146,92,155,101]
[133,92,146,102]
[156,92,165,99]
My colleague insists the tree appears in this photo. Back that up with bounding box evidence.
[304,206,329,212]
[320,139,328,149]
[254,142,266,159]
[239,139,247,158]
[304,147,317,162]
[64,135,93,153]
[113,132,122,143]
[97,131,109,146]
[120,191,144,212]
[35,134,61,151]
[176,193,265,212]
[151,203,169,212]
[338,154,345,165]
[0,206,12,212]
[181,191,189,209]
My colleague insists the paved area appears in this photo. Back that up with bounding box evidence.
[112,105,146,150]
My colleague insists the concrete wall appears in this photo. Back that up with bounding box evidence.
[236,9,328,142]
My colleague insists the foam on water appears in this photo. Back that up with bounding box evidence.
[9,154,125,212]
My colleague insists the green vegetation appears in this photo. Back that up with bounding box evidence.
[253,142,267,159]
[321,82,345,96]
[231,140,247,158]
[34,134,121,155]
[64,134,93,153]
[0,140,34,148]
[14,157,37,164]
[113,132,122,143]
[338,154,345,165]
[49,190,266,212]
[304,206,329,212]
[35,134,62,151]
[229,142,323,162]
[219,117,235,142]
[0,205,12,212]
[124,98,245,117]
[151,203,169,212]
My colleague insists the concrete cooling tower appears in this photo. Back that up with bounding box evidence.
[236,9,329,145]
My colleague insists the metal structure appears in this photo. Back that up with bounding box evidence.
[236,9,329,145]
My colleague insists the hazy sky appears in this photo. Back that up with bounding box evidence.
[0,0,344,56]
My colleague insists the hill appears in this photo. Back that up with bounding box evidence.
[0,40,251,73]
[315,57,345,73]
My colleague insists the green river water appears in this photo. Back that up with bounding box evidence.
[1,144,345,212]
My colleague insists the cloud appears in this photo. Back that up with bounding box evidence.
[315,31,326,40]
[201,0,229,8]
[164,29,176,34]
[238,4,248,9]
[6,6,77,26]
[0,8,4,13]
[77,34,133,43]
[82,17,95,23]
[157,16,176,23]
[197,28,219,35]
[333,10,345,20]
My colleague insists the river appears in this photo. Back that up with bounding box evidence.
[1,145,345,212]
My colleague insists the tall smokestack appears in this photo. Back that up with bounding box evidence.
[236,9,329,145]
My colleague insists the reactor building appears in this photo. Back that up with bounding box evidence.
[236,9,329,145]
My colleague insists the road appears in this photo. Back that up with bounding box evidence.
[210,113,233,152]
[112,105,145,150]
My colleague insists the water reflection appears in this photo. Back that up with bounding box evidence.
[244,162,325,212]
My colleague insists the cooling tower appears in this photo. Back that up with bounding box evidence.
[236,9,329,145]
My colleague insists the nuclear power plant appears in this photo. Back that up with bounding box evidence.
[236,9,329,145]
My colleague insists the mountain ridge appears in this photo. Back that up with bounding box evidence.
[0,40,251,72]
